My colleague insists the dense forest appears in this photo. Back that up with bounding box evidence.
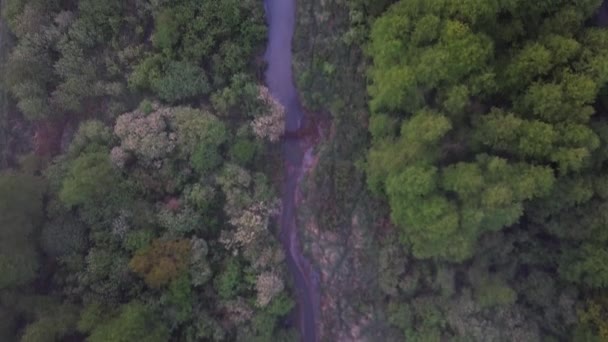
[366,0,608,340]
[4,0,608,341]
[292,0,608,340]
[0,0,297,341]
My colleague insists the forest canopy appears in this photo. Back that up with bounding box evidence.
[367,0,608,262]
[5,0,608,341]
[361,1,608,339]
[0,0,294,341]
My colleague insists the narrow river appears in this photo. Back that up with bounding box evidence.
[263,0,320,341]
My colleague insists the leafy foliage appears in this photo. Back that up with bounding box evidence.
[88,302,170,342]
[130,0,266,102]
[59,152,124,209]
[367,0,608,262]
[129,239,191,289]
[0,0,295,341]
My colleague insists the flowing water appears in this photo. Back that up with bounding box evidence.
[263,0,320,341]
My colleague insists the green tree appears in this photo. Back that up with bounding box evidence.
[20,305,79,342]
[129,239,191,288]
[161,275,193,325]
[87,302,169,342]
[214,258,243,299]
[366,0,603,263]
[151,61,210,103]
[172,107,228,173]
[59,152,122,209]
[559,243,608,288]
[130,0,266,99]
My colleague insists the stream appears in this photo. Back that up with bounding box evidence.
[263,0,320,341]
